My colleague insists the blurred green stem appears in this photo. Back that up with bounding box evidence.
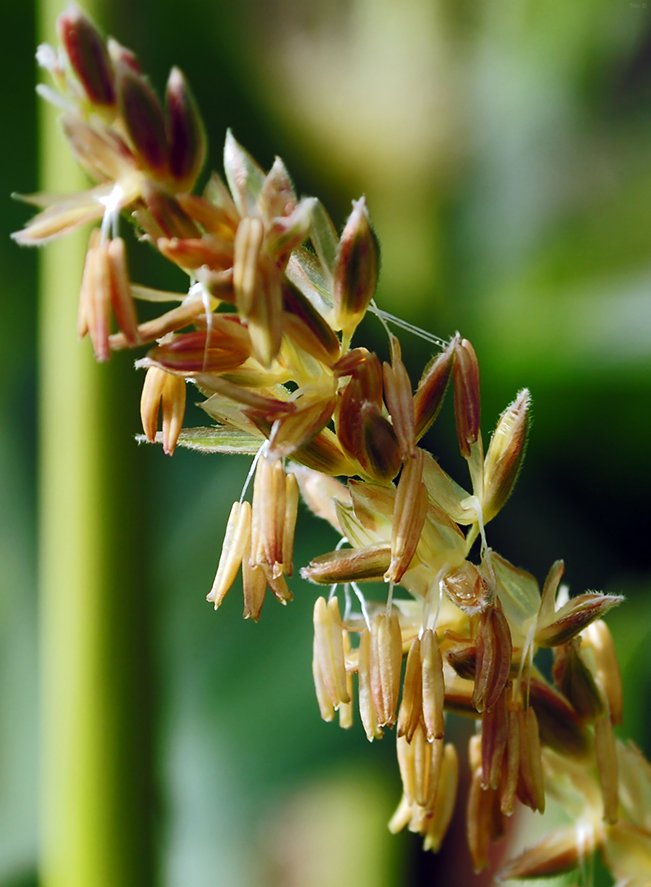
[38,2,153,885]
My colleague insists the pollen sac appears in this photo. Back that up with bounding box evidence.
[165,67,206,191]
[58,5,116,107]
[312,634,335,723]
[420,629,445,744]
[481,389,530,523]
[153,370,185,455]
[338,629,354,730]
[452,337,481,459]
[467,735,505,873]
[414,726,444,809]
[106,237,139,346]
[386,449,428,584]
[383,339,416,459]
[413,339,455,442]
[536,591,624,648]
[498,826,588,880]
[397,637,423,743]
[441,560,489,616]
[397,725,443,811]
[369,612,403,728]
[422,743,459,852]
[77,230,107,360]
[140,365,187,455]
[207,500,251,609]
[255,454,287,578]
[359,407,402,482]
[301,543,391,585]
[146,324,251,376]
[117,62,169,178]
[337,352,393,476]
[242,531,267,621]
[358,626,383,741]
[472,603,512,714]
[500,704,520,816]
[281,473,299,576]
[313,596,351,708]
[445,640,477,681]
[516,707,546,813]
[481,683,510,791]
[332,197,379,335]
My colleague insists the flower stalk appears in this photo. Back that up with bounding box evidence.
[36,3,153,886]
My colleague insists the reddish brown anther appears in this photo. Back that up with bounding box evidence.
[117,63,169,177]
[473,603,512,713]
[386,449,428,583]
[166,67,206,190]
[146,324,251,375]
[58,5,116,107]
[140,365,186,455]
[358,627,383,741]
[336,353,402,481]
[481,683,510,790]
[467,735,505,873]
[452,337,480,458]
[383,336,415,459]
[500,705,520,816]
[413,339,455,442]
[301,544,392,585]
[421,629,445,743]
[397,637,423,742]
[313,596,351,708]
[369,612,403,728]
[516,707,545,813]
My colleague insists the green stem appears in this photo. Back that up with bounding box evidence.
[38,2,154,885]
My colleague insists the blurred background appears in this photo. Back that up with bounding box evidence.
[2,0,651,884]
